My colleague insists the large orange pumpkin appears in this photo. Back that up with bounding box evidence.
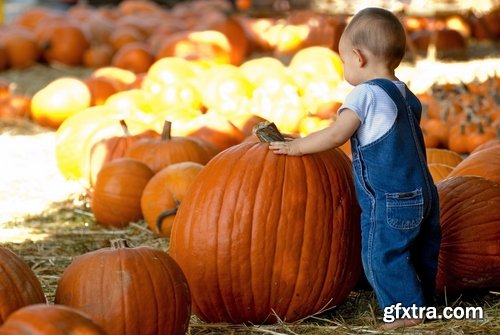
[55,239,191,335]
[0,247,46,325]
[0,304,106,335]
[448,146,500,183]
[436,176,500,294]
[170,122,361,324]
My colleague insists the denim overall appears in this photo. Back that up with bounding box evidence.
[350,79,441,312]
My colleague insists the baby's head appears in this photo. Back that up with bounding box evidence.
[341,7,406,71]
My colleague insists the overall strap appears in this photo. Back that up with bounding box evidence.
[365,78,408,113]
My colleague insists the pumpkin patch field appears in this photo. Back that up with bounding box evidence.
[1,0,500,334]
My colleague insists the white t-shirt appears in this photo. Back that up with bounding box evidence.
[338,81,406,146]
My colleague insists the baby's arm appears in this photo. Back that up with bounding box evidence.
[269,109,360,155]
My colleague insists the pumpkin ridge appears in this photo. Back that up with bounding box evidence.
[226,146,255,321]
[259,146,286,320]
[1,248,46,318]
[156,253,181,334]
[136,248,161,334]
[1,254,29,314]
[306,154,335,312]
[223,144,265,321]
[204,145,244,321]
[276,155,307,319]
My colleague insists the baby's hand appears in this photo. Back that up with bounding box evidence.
[269,140,302,156]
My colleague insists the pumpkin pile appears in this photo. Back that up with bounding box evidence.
[418,76,500,154]
[47,50,344,187]
[2,0,497,73]
[0,0,348,72]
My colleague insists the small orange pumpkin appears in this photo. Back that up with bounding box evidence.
[91,158,154,228]
[0,304,106,335]
[111,42,154,74]
[39,21,90,66]
[141,161,204,237]
[124,121,217,173]
[83,44,114,69]
[30,77,91,129]
[87,120,159,187]
[1,27,40,69]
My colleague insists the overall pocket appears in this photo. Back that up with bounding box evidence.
[385,188,423,229]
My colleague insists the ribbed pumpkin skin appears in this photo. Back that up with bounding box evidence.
[428,163,453,183]
[0,304,106,335]
[470,138,500,154]
[91,158,154,227]
[0,247,46,325]
[124,136,216,173]
[87,127,159,187]
[436,176,500,294]
[54,243,191,335]
[170,142,361,324]
[426,148,463,167]
[448,146,500,183]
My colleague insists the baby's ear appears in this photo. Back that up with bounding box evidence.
[353,48,367,67]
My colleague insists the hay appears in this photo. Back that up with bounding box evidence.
[1,186,498,334]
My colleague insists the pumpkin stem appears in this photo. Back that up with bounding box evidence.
[253,121,286,143]
[110,239,130,249]
[477,122,485,134]
[156,207,178,233]
[161,120,172,141]
[119,120,131,136]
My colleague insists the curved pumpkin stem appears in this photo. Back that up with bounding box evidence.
[110,239,130,249]
[119,119,131,136]
[156,207,178,233]
[161,120,172,141]
[253,121,285,143]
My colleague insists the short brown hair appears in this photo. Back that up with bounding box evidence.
[344,7,406,69]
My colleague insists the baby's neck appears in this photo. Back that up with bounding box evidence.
[362,66,398,82]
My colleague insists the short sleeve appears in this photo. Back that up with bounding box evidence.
[338,84,374,124]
